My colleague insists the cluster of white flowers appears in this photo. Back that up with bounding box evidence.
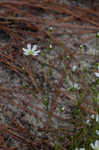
[91,114,99,123]
[22,43,40,56]
[86,114,99,124]
[71,61,99,78]
[82,114,99,150]
[23,44,99,150]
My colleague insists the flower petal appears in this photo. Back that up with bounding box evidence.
[98,66,99,70]
[22,48,28,52]
[72,65,77,72]
[96,114,99,122]
[35,50,40,54]
[94,72,99,77]
[86,119,90,124]
[90,143,95,149]
[91,114,95,119]
[95,140,99,147]
[24,51,30,56]
[33,50,40,56]
[33,53,39,56]
[27,43,31,50]
[73,83,80,89]
[32,44,38,51]
[96,130,99,135]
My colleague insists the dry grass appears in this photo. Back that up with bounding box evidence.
[0,0,99,149]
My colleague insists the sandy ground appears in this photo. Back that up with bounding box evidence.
[0,0,99,149]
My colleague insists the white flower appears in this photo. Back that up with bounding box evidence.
[61,107,65,112]
[96,130,99,135]
[72,65,77,72]
[49,26,53,32]
[94,72,99,78]
[22,44,40,56]
[73,83,80,90]
[90,140,99,150]
[96,114,99,123]
[86,119,90,124]
[91,114,95,119]
[91,114,99,123]
[96,32,99,38]
[49,44,53,49]
[75,148,85,150]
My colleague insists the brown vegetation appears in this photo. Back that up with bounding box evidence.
[0,0,99,149]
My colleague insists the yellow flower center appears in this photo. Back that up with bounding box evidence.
[29,50,33,55]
